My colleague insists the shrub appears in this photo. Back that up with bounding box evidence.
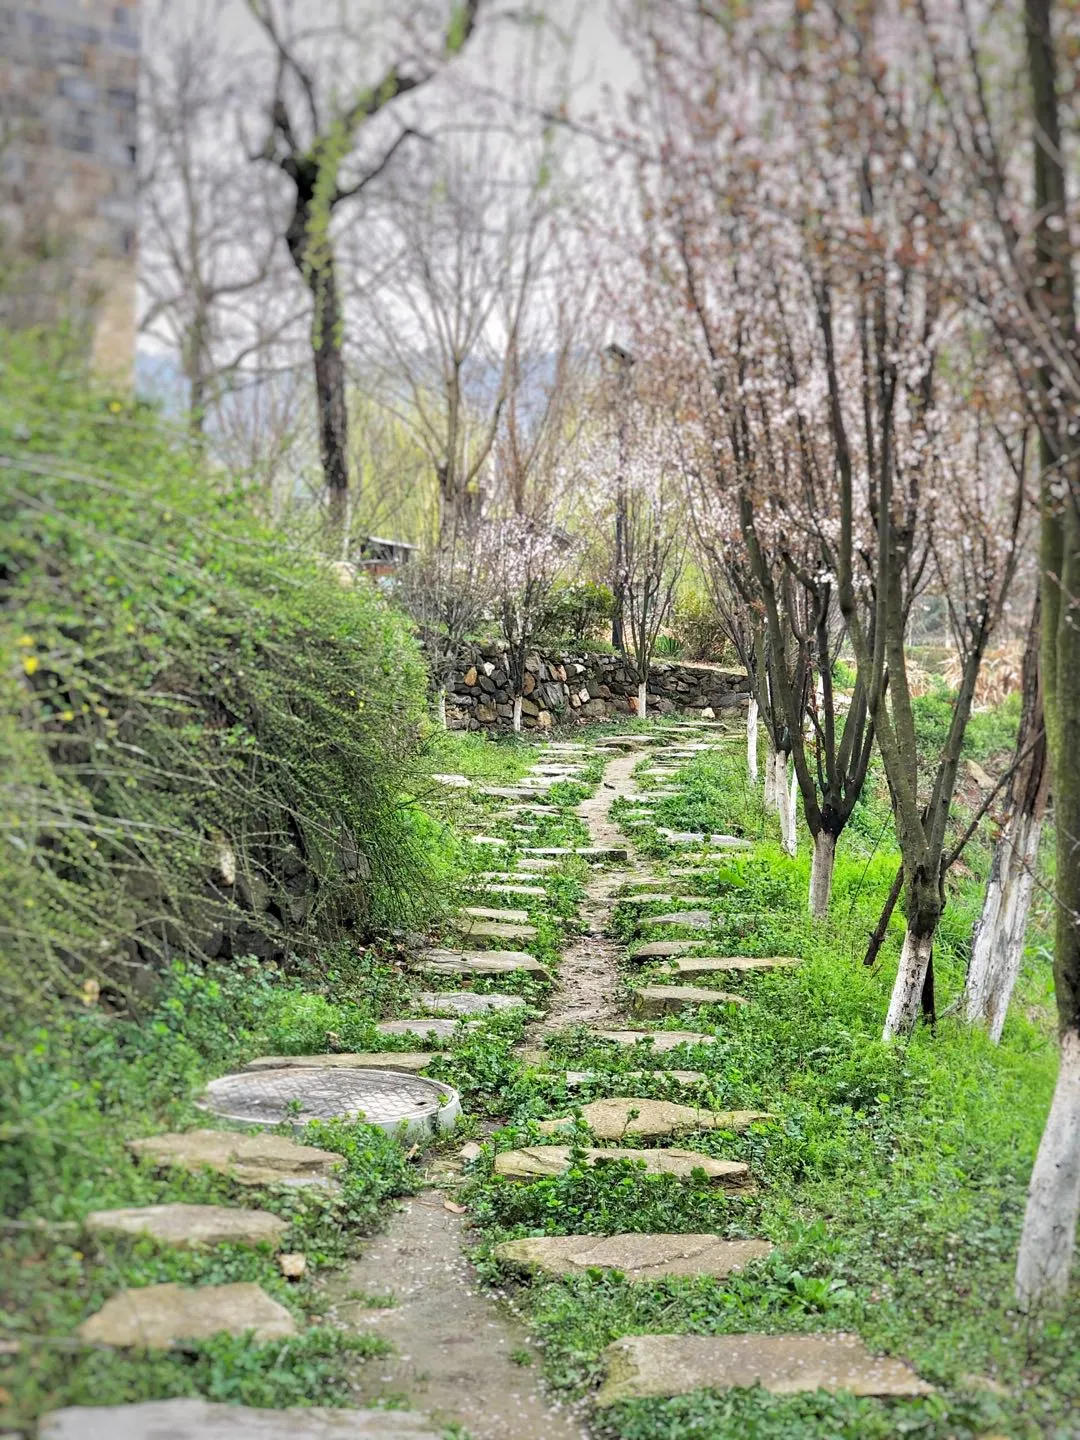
[0,335,443,1007]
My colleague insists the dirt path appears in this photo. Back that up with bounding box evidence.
[528,748,646,1038]
[327,1193,588,1440]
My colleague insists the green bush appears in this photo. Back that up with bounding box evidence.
[537,579,614,648]
[0,335,443,1007]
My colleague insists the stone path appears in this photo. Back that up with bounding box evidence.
[51,718,933,1438]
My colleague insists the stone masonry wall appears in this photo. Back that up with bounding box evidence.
[0,0,141,381]
[446,648,749,731]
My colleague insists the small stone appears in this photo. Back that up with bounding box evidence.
[127,1131,343,1190]
[595,1332,933,1406]
[495,1233,771,1282]
[278,1252,306,1279]
[633,985,748,1016]
[459,1141,483,1162]
[415,948,548,976]
[37,1400,441,1439]
[494,1146,750,1187]
[591,1029,719,1052]
[85,1204,288,1249]
[535,1098,772,1140]
[77,1282,296,1349]
[244,1052,445,1073]
[416,991,525,1015]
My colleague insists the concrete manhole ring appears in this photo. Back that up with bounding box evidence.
[199,1067,461,1141]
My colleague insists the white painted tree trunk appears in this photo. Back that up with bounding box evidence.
[763,740,780,810]
[512,696,522,733]
[964,810,1042,1043]
[436,686,447,728]
[779,759,798,856]
[746,697,759,782]
[882,926,934,1040]
[638,680,648,721]
[809,831,836,918]
[1015,1028,1080,1309]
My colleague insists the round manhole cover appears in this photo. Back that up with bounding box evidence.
[200,1067,460,1140]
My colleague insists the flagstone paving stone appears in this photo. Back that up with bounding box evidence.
[84,1203,289,1249]
[415,948,549,976]
[521,845,629,861]
[517,857,559,870]
[633,984,748,1016]
[657,830,753,848]
[128,1130,343,1190]
[660,955,802,979]
[455,918,537,942]
[563,1069,707,1087]
[416,991,526,1015]
[641,910,716,928]
[462,904,532,924]
[495,1233,772,1283]
[494,1145,750,1186]
[38,1401,441,1440]
[375,1017,477,1041]
[617,893,712,907]
[595,1332,934,1407]
[477,883,547,898]
[630,939,721,958]
[590,1029,720,1051]
[244,1052,446,1073]
[77,1281,296,1348]
[536,1097,772,1139]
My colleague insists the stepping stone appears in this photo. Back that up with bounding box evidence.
[478,883,546,898]
[518,857,558,870]
[619,894,712,908]
[595,1332,934,1407]
[475,786,540,800]
[416,991,525,1015]
[415,948,549,977]
[522,846,629,861]
[564,1070,707,1088]
[431,773,471,788]
[77,1281,296,1349]
[494,1145,750,1187]
[495,1233,772,1283]
[244,1052,446,1073]
[536,1098,772,1139]
[472,871,546,884]
[462,904,532,924]
[630,940,717,959]
[641,910,716,929]
[376,1017,475,1041]
[466,835,509,847]
[500,805,561,816]
[663,955,801,979]
[199,1067,460,1140]
[657,830,753,848]
[591,1029,719,1052]
[633,985,748,1016]
[38,1400,441,1439]
[455,918,537,943]
[128,1130,343,1190]
[85,1204,288,1249]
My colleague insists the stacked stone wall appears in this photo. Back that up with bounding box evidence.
[446,648,749,731]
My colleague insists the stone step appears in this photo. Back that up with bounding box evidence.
[416,991,526,1016]
[563,1069,707,1087]
[431,773,471,788]
[414,948,549,977]
[455,918,537,942]
[461,904,533,924]
[638,910,716,929]
[495,1233,772,1283]
[466,834,510,847]
[475,883,546,898]
[595,1332,933,1407]
[590,1029,720,1052]
[618,894,712,908]
[657,830,753,848]
[536,1097,772,1140]
[632,984,748,1016]
[494,1145,750,1187]
[661,955,801,980]
[472,871,548,884]
[78,1281,295,1349]
[630,939,718,958]
[128,1130,343,1190]
[499,804,562,816]
[244,1052,446,1073]
[85,1204,289,1249]
[521,845,629,861]
[475,786,546,800]
[39,1400,441,1440]
[375,1017,478,1041]
[517,856,559,870]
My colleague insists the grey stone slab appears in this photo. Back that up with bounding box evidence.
[663,956,801,979]
[657,830,753,848]
[84,1204,288,1249]
[476,883,546,898]
[521,846,629,861]
[462,904,532,924]
[466,835,510,846]
[243,1053,446,1073]
[620,894,712,908]
[416,990,525,1016]
[595,1332,934,1407]
[376,1017,475,1041]
[200,1067,460,1140]
[472,871,547,884]
[494,1146,750,1187]
[641,910,716,929]
[128,1130,343,1190]
[563,1070,707,1088]
[39,1401,440,1440]
[630,940,711,959]
[591,1029,720,1052]
[633,985,748,1016]
[517,857,558,870]
[536,1098,772,1140]
[77,1282,296,1349]
[495,1233,771,1283]
[456,918,538,943]
[431,773,471,788]
[415,948,549,976]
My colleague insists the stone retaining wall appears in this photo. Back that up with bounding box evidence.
[447,648,749,731]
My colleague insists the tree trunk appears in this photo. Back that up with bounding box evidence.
[436,686,448,728]
[965,806,1044,1041]
[809,830,836,918]
[512,695,523,733]
[637,679,648,721]
[779,759,798,856]
[1015,1027,1080,1308]
[883,922,936,1040]
[747,696,759,782]
[763,738,780,809]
